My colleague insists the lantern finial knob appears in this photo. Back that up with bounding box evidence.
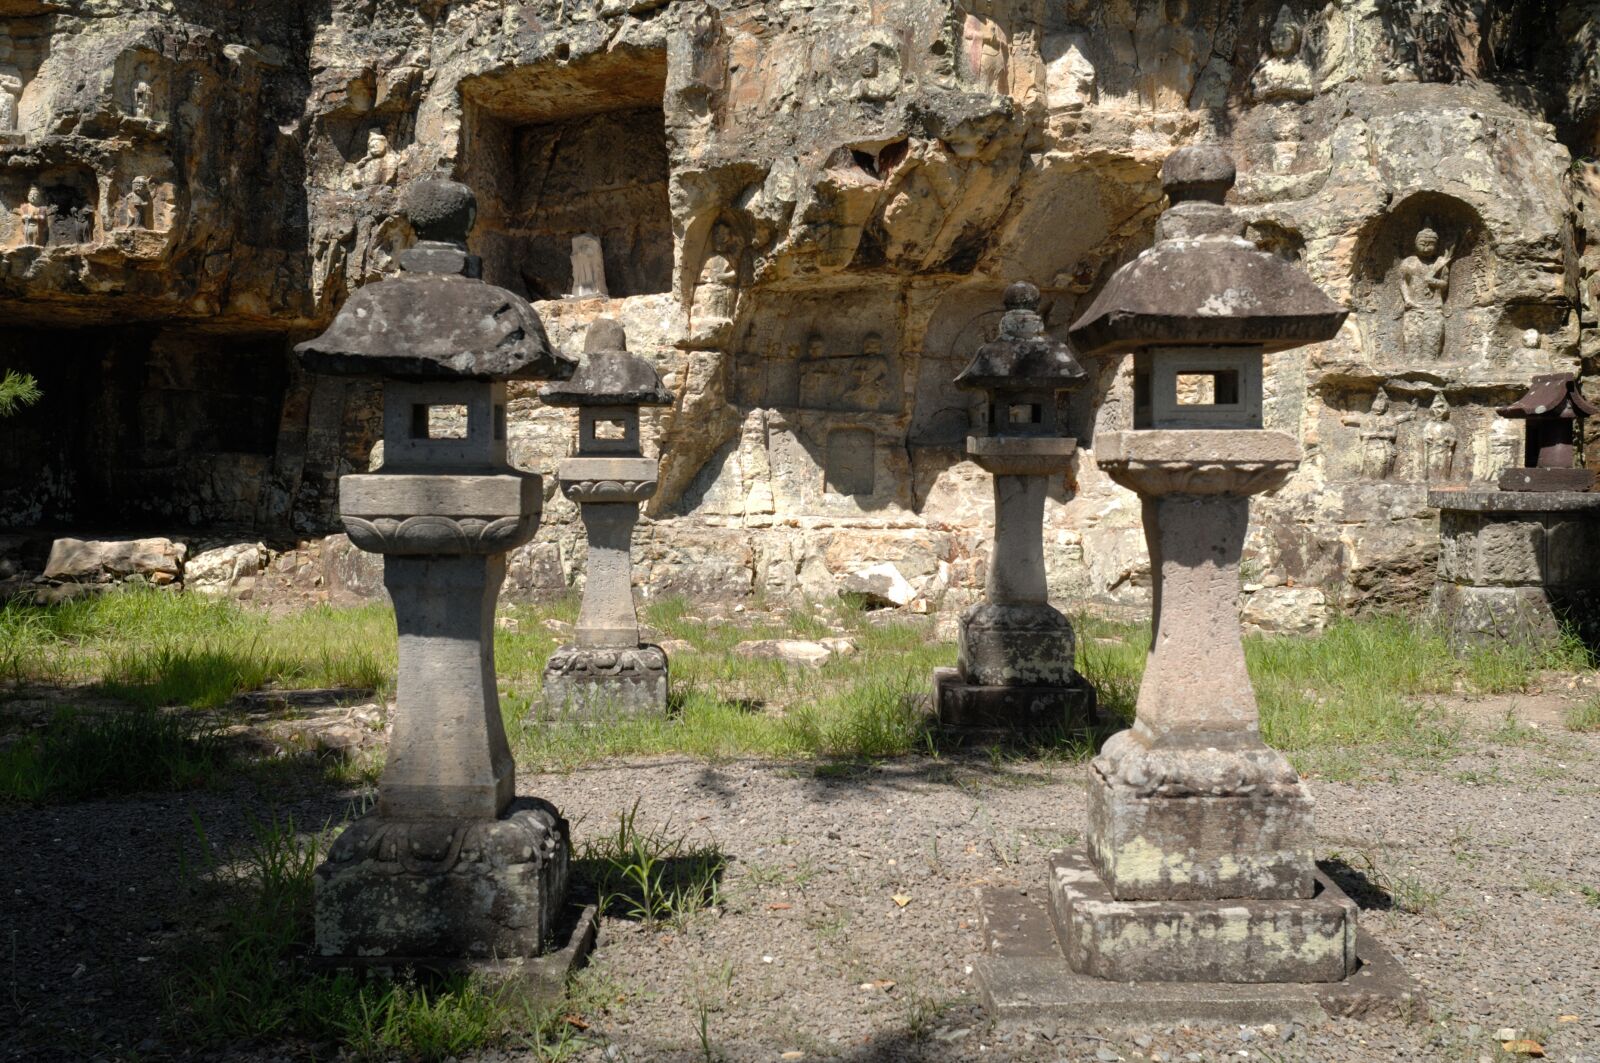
[404,178,477,244]
[1004,281,1040,312]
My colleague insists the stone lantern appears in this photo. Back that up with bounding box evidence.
[934,281,1096,730]
[1494,373,1597,492]
[974,148,1419,1019]
[540,318,674,714]
[295,178,592,977]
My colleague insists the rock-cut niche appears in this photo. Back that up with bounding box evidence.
[1351,191,1488,365]
[460,46,672,301]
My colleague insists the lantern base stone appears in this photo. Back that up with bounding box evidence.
[1497,467,1595,492]
[314,798,572,964]
[542,643,669,715]
[974,875,1424,1024]
[933,667,1097,730]
[1088,736,1315,901]
[1051,848,1355,984]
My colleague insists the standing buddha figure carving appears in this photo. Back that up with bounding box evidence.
[134,80,154,121]
[18,185,51,246]
[1421,392,1458,481]
[1398,226,1455,360]
[687,220,739,343]
[1343,385,1413,479]
[568,233,608,299]
[115,177,153,231]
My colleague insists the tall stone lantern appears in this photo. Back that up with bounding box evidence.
[540,318,674,714]
[975,148,1419,1019]
[295,178,591,975]
[934,282,1096,730]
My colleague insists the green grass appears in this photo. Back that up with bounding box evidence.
[0,589,392,705]
[0,707,228,803]
[2,589,1588,776]
[577,799,726,927]
[170,812,584,1061]
[1565,697,1600,733]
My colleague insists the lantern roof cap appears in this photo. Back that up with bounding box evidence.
[1496,373,1599,420]
[540,318,673,407]
[955,282,1089,393]
[1068,146,1347,356]
[295,178,576,383]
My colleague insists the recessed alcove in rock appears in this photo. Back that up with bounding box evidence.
[460,47,671,301]
[0,327,292,529]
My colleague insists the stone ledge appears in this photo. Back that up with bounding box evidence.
[976,887,1425,1025]
[1429,488,1600,513]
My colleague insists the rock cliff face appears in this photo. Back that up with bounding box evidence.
[2,0,1598,625]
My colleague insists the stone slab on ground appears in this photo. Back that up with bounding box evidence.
[310,902,599,1007]
[977,884,1425,1025]
[934,666,1097,731]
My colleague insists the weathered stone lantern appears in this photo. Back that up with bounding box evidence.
[295,178,590,977]
[1495,373,1597,492]
[934,281,1096,730]
[975,148,1418,1019]
[540,318,673,714]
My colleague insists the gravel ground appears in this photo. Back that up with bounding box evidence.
[3,700,1598,1063]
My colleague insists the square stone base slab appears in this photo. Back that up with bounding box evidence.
[1052,849,1354,983]
[312,902,599,1007]
[976,888,1424,1025]
[543,670,669,715]
[1088,771,1315,900]
[934,667,1097,731]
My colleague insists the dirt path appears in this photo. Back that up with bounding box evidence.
[3,712,1598,1062]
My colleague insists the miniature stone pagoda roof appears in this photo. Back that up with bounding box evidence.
[1068,146,1347,355]
[296,179,576,382]
[539,318,673,407]
[955,282,1088,393]
[1495,373,1599,420]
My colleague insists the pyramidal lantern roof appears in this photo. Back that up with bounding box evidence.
[1496,373,1599,421]
[955,282,1089,394]
[540,318,674,407]
[1068,146,1348,355]
[296,178,577,382]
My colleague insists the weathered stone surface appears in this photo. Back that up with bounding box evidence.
[733,638,837,668]
[43,536,185,584]
[185,541,269,598]
[1051,850,1356,984]
[315,798,570,960]
[1429,488,1600,648]
[839,561,917,608]
[3,0,1598,639]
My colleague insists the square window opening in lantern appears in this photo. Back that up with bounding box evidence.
[410,404,470,439]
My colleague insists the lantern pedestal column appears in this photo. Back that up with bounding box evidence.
[314,471,591,983]
[935,436,1096,731]
[1053,430,1356,985]
[543,457,669,715]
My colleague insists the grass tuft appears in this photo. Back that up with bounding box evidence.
[0,707,227,804]
[1564,697,1600,733]
[577,799,726,927]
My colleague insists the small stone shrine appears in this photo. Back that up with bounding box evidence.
[976,147,1419,1022]
[294,178,595,982]
[933,281,1096,730]
[1494,373,1597,492]
[540,319,674,714]
[1429,373,1600,649]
